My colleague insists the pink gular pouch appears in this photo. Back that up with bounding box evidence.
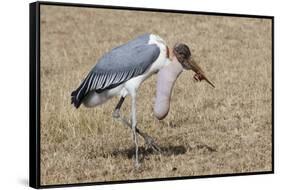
[154,60,183,120]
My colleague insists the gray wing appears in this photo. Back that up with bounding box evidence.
[71,34,160,108]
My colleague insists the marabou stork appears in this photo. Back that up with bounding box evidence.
[71,33,215,167]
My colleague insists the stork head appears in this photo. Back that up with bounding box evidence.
[172,43,215,88]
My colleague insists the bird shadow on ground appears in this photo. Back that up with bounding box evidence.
[111,143,217,161]
[111,145,187,159]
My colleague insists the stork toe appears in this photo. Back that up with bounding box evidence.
[144,135,162,153]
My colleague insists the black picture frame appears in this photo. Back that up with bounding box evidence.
[29,1,274,188]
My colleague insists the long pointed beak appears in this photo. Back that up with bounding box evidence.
[187,57,215,88]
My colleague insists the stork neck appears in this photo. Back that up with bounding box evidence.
[166,46,174,61]
[166,46,170,59]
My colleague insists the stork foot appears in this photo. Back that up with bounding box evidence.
[112,109,120,118]
[144,135,162,153]
[134,160,141,169]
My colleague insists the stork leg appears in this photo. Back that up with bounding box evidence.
[112,97,125,118]
[120,118,161,153]
[130,92,139,167]
[112,97,162,153]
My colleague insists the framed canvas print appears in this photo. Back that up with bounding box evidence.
[29,1,274,188]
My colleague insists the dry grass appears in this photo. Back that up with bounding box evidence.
[40,5,272,185]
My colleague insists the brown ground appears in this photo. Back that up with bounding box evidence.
[40,5,272,185]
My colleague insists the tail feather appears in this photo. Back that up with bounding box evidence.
[71,90,82,108]
[71,77,90,109]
